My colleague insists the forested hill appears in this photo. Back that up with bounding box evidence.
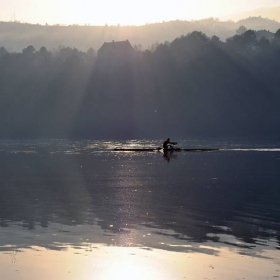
[0,29,280,139]
[0,17,280,52]
[230,6,280,23]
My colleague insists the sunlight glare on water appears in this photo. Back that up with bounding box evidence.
[1,245,278,280]
[0,139,280,279]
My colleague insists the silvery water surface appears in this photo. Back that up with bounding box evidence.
[0,139,279,265]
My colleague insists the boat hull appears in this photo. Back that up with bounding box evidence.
[113,148,219,152]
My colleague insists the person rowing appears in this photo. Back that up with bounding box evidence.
[163,138,177,151]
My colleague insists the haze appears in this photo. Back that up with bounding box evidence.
[1,0,280,26]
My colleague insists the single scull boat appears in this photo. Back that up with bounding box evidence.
[113,148,219,152]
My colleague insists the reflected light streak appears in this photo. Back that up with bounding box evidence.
[109,154,147,247]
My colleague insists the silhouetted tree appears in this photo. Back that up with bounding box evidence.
[211,35,221,43]
[236,25,247,35]
[226,30,258,52]
[0,47,7,56]
[86,47,95,57]
[273,28,280,44]
[259,36,270,49]
[22,45,36,54]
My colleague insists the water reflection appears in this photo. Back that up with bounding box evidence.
[0,140,280,257]
[162,150,178,162]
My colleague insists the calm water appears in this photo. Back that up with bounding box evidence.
[0,139,280,279]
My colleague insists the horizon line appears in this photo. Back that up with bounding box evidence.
[1,15,279,28]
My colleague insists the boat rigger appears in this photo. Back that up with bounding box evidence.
[113,148,219,152]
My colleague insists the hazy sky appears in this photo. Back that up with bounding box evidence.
[1,0,280,26]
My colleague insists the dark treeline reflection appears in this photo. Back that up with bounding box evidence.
[0,150,279,248]
[1,29,280,139]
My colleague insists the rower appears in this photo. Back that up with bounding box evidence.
[163,138,177,151]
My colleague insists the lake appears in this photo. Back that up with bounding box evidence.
[0,139,280,279]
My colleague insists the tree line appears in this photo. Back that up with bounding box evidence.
[1,17,279,52]
[0,29,280,139]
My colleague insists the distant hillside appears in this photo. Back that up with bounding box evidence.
[230,6,280,23]
[0,17,279,52]
[237,17,280,33]
[256,30,275,41]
